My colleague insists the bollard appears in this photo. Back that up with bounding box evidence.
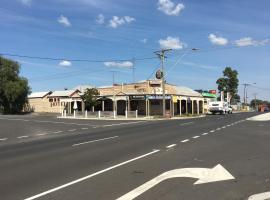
[61,110,64,117]
[136,110,138,118]
[64,110,67,118]
[85,110,88,118]
[113,111,116,119]
[74,110,76,118]
[125,110,128,119]
[98,110,101,119]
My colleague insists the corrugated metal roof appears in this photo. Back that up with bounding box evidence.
[175,86,202,97]
[28,91,51,98]
[49,90,79,97]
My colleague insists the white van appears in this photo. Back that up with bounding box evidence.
[209,101,233,115]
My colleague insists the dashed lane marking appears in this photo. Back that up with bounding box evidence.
[17,136,29,139]
[202,133,208,136]
[181,139,189,143]
[36,133,47,136]
[72,136,119,147]
[180,122,194,126]
[192,136,200,139]
[222,126,226,129]
[0,138,8,141]
[216,128,221,131]
[53,131,62,134]
[166,144,177,148]
[68,129,76,132]
[81,128,88,130]
[210,130,215,133]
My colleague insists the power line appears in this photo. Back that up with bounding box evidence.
[0,52,157,63]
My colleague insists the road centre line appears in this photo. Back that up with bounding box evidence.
[192,136,200,139]
[180,122,194,126]
[216,128,221,131]
[36,133,47,136]
[222,126,226,129]
[202,133,208,135]
[81,128,88,130]
[53,131,62,134]
[181,139,189,143]
[210,130,215,133]
[0,138,8,141]
[166,144,177,148]
[17,135,29,139]
[68,129,76,132]
[102,121,146,127]
[23,149,160,200]
[72,136,119,147]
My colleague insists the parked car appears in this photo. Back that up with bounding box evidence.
[209,101,232,115]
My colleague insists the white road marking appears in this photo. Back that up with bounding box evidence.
[72,136,119,146]
[0,138,7,141]
[248,191,270,200]
[192,136,200,139]
[216,128,221,131]
[180,122,194,126]
[227,125,231,127]
[23,149,160,200]
[17,135,29,139]
[68,129,76,132]
[210,130,215,133]
[116,164,234,200]
[36,133,47,136]
[181,139,189,143]
[81,128,88,130]
[166,144,177,148]
[222,126,226,129]
[202,133,208,136]
[102,121,146,127]
[53,131,62,134]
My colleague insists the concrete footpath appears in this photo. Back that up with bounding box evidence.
[247,112,270,121]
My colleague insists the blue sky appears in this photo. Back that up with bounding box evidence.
[0,0,270,101]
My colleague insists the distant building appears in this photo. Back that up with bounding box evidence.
[27,80,204,116]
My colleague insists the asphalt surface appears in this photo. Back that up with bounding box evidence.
[0,112,269,200]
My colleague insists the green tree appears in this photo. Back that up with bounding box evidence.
[81,88,100,111]
[0,57,30,114]
[250,99,264,108]
[216,67,239,102]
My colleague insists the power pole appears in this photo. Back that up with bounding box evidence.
[253,93,258,111]
[111,71,117,113]
[132,58,135,83]
[155,49,172,117]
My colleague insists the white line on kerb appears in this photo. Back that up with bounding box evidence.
[23,149,160,200]
[181,139,189,143]
[0,138,7,141]
[72,136,119,146]
[192,136,200,139]
[166,144,177,148]
[17,136,29,139]
[202,133,208,136]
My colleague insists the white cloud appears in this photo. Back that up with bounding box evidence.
[157,0,185,16]
[234,37,269,47]
[208,34,228,46]
[109,16,135,28]
[96,14,105,25]
[182,61,219,70]
[59,60,72,67]
[141,38,148,44]
[57,15,71,27]
[159,36,185,50]
[20,0,32,6]
[104,61,134,68]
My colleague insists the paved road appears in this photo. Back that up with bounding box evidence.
[0,112,269,200]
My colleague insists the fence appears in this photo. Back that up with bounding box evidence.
[61,110,138,119]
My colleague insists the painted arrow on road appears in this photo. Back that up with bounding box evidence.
[116,164,235,200]
[248,191,270,200]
